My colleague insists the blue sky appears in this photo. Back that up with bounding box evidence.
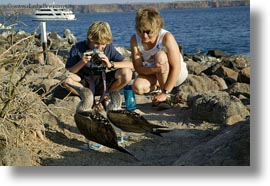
[0,0,188,5]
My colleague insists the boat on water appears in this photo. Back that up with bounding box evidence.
[32,6,76,21]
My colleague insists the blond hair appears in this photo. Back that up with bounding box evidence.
[135,8,164,35]
[86,21,112,44]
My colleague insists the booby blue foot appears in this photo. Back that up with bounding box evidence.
[79,143,104,150]
[118,136,131,144]
[88,143,104,150]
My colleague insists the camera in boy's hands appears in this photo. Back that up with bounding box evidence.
[85,49,104,66]
[91,53,103,65]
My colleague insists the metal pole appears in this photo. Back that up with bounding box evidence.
[40,22,49,65]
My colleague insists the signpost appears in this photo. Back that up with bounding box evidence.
[40,22,49,64]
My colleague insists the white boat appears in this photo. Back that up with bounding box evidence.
[32,6,76,21]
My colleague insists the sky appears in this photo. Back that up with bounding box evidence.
[0,0,188,5]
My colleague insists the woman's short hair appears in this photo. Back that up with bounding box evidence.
[86,21,112,44]
[135,8,164,35]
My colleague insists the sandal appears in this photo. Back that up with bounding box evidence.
[157,102,171,111]
[150,86,161,94]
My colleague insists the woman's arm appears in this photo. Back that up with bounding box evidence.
[162,32,182,92]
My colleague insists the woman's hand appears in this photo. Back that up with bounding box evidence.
[152,92,168,103]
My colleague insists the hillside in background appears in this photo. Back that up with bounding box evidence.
[0,0,250,15]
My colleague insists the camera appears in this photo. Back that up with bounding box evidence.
[91,52,103,66]
[84,49,103,66]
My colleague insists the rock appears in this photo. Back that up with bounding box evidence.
[0,147,32,166]
[186,60,210,75]
[206,49,227,58]
[215,65,239,82]
[115,46,131,59]
[238,66,250,84]
[173,120,250,166]
[173,74,227,104]
[35,51,65,67]
[192,54,204,62]
[0,135,7,150]
[202,63,240,85]
[63,29,77,45]
[187,90,249,124]
[222,55,250,71]
[226,82,250,98]
[225,114,245,125]
[210,74,228,89]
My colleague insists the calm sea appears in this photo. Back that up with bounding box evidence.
[5,6,250,56]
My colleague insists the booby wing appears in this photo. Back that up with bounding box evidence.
[74,110,135,157]
[107,110,171,136]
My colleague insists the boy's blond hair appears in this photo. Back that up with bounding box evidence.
[86,21,112,44]
[135,8,164,35]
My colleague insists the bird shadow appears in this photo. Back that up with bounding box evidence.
[40,128,216,166]
[45,130,85,149]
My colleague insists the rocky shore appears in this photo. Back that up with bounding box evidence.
[0,29,250,166]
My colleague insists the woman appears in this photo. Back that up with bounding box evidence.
[130,8,188,108]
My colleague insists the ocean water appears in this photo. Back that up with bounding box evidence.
[4,6,250,56]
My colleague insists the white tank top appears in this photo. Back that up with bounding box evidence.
[136,29,185,68]
[136,29,187,86]
[136,29,168,67]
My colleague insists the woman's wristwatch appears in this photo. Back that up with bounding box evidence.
[162,89,170,94]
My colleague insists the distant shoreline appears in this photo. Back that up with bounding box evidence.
[0,0,250,15]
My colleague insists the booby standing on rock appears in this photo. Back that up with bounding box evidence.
[67,83,135,157]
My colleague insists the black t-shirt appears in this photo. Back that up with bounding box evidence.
[66,40,124,76]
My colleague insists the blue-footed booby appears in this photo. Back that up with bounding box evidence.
[107,91,171,137]
[108,110,171,136]
[67,83,135,157]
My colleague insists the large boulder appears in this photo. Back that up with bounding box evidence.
[173,120,250,166]
[187,90,249,125]
[173,74,227,104]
